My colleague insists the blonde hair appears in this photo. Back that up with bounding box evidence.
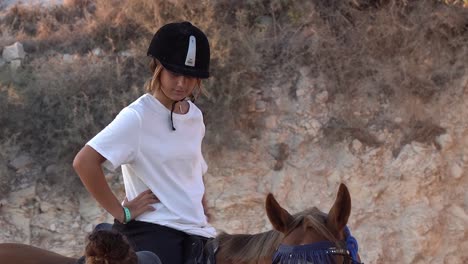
[145,59,208,101]
[145,59,163,94]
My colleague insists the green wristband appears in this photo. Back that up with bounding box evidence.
[123,207,131,224]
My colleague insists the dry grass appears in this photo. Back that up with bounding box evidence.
[0,54,145,176]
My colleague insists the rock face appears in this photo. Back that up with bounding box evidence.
[0,162,120,257]
[204,71,468,263]
[2,73,466,264]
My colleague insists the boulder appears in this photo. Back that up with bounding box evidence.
[2,42,26,62]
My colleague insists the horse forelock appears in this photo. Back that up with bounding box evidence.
[288,207,338,243]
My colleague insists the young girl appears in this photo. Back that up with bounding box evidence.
[73,21,216,264]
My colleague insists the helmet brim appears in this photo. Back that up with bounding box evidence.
[158,59,210,79]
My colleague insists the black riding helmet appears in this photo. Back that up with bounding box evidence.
[147,21,210,79]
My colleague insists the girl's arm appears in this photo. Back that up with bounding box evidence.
[73,145,157,223]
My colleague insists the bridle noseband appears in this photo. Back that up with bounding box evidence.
[272,227,363,264]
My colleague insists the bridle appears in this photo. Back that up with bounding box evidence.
[272,227,363,264]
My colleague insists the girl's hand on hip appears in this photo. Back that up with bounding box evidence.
[123,190,159,221]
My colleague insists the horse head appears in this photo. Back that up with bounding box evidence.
[266,183,363,264]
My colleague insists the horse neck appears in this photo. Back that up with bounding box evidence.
[0,243,77,264]
[215,229,283,264]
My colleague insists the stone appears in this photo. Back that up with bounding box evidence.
[450,163,463,179]
[301,118,321,137]
[254,16,273,34]
[92,48,103,56]
[296,88,308,97]
[9,155,33,170]
[63,54,74,63]
[377,131,387,142]
[84,223,93,233]
[40,201,54,213]
[119,50,134,57]
[352,139,363,152]
[2,42,25,62]
[435,133,453,150]
[411,142,431,155]
[255,100,267,112]
[10,59,21,71]
[315,90,329,104]
[448,205,468,223]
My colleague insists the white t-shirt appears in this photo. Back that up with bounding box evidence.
[87,93,216,238]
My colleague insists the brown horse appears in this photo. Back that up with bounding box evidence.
[213,183,362,264]
[268,183,363,263]
[0,183,361,264]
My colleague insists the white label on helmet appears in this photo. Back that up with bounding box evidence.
[185,35,196,67]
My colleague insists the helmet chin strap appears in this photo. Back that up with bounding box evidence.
[170,100,184,131]
[159,88,184,131]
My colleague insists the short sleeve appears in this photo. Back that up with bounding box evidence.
[87,108,141,171]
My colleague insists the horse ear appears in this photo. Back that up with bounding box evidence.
[266,193,294,233]
[327,183,351,237]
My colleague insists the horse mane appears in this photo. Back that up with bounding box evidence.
[215,207,337,263]
[215,229,283,262]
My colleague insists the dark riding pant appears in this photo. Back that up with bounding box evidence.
[113,220,210,264]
